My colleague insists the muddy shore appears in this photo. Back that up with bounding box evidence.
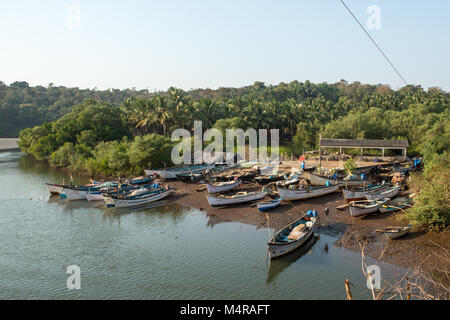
[164,168,448,272]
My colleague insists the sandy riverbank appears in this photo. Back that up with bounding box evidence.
[163,168,448,272]
[0,138,19,151]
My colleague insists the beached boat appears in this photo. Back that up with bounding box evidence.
[377,225,412,240]
[105,188,172,208]
[130,176,155,185]
[348,199,389,217]
[365,185,401,200]
[267,210,319,258]
[206,190,267,207]
[255,175,285,185]
[342,184,391,202]
[257,197,282,212]
[379,198,413,213]
[206,180,241,194]
[303,172,374,187]
[144,163,214,180]
[45,183,64,195]
[176,173,204,183]
[277,184,341,201]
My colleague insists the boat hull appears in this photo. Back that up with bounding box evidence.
[257,198,282,212]
[349,200,388,217]
[342,185,390,202]
[206,191,267,207]
[303,172,373,187]
[107,189,172,208]
[206,180,241,194]
[46,184,63,195]
[277,185,340,201]
[366,185,401,201]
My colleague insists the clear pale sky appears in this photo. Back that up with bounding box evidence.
[1,0,449,91]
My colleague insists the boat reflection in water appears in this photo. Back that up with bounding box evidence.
[266,235,319,284]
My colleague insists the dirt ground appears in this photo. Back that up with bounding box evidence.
[163,161,448,272]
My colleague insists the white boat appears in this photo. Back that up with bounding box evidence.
[342,184,391,202]
[106,189,172,208]
[277,184,341,201]
[206,190,267,207]
[206,180,241,194]
[378,225,412,240]
[60,187,100,201]
[45,183,64,195]
[303,172,373,187]
[268,210,319,258]
[144,164,214,180]
[348,199,389,217]
[85,192,105,201]
[365,185,401,200]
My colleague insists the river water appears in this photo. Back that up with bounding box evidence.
[0,151,405,299]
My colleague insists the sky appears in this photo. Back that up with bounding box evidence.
[0,0,449,91]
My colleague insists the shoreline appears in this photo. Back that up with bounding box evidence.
[165,180,448,272]
[0,138,19,152]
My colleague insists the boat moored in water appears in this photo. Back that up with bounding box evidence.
[267,210,320,259]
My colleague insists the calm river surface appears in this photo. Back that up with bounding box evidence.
[0,151,405,299]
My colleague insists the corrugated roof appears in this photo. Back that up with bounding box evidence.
[321,139,409,148]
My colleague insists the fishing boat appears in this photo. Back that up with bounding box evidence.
[379,198,413,213]
[105,188,172,208]
[257,197,282,212]
[60,186,102,201]
[176,172,204,183]
[342,184,391,202]
[255,175,285,185]
[213,169,258,182]
[276,173,302,187]
[45,183,64,195]
[206,180,241,194]
[376,225,412,240]
[144,163,214,180]
[277,184,341,201]
[366,185,401,201]
[348,199,389,217]
[206,190,267,207]
[85,191,105,201]
[267,210,319,259]
[303,172,374,187]
[130,176,155,185]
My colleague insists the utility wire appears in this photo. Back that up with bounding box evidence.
[339,0,408,86]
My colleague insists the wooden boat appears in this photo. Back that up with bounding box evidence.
[277,184,341,201]
[267,210,319,258]
[303,172,374,187]
[45,183,64,195]
[348,199,389,217]
[366,185,401,200]
[213,169,258,182]
[60,186,102,201]
[255,175,285,185]
[257,197,282,212]
[342,184,391,202]
[276,173,302,187]
[206,180,241,194]
[379,198,413,213]
[105,188,172,208]
[377,225,412,240]
[130,176,155,185]
[85,191,105,201]
[144,163,214,180]
[206,190,267,207]
[176,173,204,183]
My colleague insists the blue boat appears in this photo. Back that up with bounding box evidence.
[257,197,282,212]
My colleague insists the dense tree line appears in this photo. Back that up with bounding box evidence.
[0,81,154,137]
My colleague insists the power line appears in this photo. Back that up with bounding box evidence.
[339,0,408,86]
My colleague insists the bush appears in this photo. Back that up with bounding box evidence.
[407,152,450,229]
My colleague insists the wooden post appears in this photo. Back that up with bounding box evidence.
[382,148,385,158]
[345,279,353,300]
[319,133,322,170]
